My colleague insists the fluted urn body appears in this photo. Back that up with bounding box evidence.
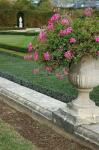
[69,55,99,89]
[66,55,99,125]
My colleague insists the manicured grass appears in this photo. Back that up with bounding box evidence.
[0,35,37,52]
[0,52,99,105]
[0,53,76,96]
[0,119,38,150]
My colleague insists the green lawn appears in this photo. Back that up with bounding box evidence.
[0,52,99,105]
[0,35,37,52]
[0,119,38,150]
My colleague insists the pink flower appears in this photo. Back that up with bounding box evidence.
[48,19,52,25]
[47,23,54,31]
[43,52,50,61]
[32,69,39,75]
[27,42,33,52]
[69,38,76,43]
[64,51,74,60]
[63,68,69,76]
[61,18,69,26]
[55,72,63,80]
[50,13,60,23]
[33,51,39,61]
[38,31,46,42]
[59,29,67,36]
[66,27,73,35]
[59,27,73,37]
[59,29,65,36]
[95,37,99,42]
[24,55,32,60]
[97,51,99,56]
[45,66,52,72]
[84,7,93,17]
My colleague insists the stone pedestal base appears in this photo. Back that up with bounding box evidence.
[58,89,99,126]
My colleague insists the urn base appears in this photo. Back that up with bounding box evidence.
[58,89,99,126]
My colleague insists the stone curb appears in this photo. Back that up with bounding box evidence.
[0,77,66,120]
[75,125,99,146]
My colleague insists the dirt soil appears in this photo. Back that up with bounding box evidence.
[0,101,96,150]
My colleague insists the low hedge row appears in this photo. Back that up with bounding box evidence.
[0,31,39,36]
[0,44,26,53]
[0,71,99,106]
[0,49,25,58]
[0,71,75,104]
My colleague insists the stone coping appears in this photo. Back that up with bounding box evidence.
[75,124,99,146]
[0,77,66,120]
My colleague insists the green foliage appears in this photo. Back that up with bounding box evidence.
[71,16,99,58]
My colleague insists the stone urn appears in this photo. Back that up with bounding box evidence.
[66,55,99,125]
[56,55,99,126]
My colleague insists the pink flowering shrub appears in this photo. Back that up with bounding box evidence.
[24,55,33,60]
[95,37,99,42]
[43,52,51,61]
[29,8,99,72]
[64,51,74,60]
[61,18,69,26]
[33,51,39,61]
[47,23,54,31]
[27,42,33,52]
[38,31,46,43]
[69,38,76,43]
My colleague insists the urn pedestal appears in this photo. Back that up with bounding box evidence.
[59,55,99,125]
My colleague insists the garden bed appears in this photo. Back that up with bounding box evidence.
[0,100,94,150]
[0,116,38,150]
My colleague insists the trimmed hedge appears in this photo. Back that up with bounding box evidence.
[0,3,98,28]
[0,71,99,106]
[0,70,99,106]
[0,49,25,58]
[0,31,39,36]
[0,32,38,53]
[0,71,75,104]
[0,44,26,53]
[0,9,52,28]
